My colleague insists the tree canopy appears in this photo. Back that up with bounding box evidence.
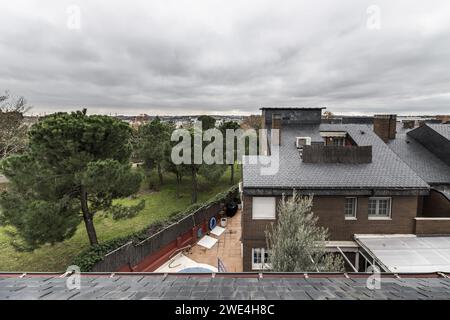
[197,115,216,130]
[136,117,172,187]
[0,110,142,249]
[219,121,240,184]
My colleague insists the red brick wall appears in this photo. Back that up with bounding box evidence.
[242,195,280,241]
[243,239,267,272]
[242,194,419,271]
[118,214,221,272]
[415,218,450,235]
[373,115,396,142]
[313,196,418,240]
[422,190,450,217]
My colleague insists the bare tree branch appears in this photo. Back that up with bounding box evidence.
[0,91,30,160]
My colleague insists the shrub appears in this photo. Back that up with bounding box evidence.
[109,200,146,220]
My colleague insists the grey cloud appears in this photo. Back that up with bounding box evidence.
[0,0,450,115]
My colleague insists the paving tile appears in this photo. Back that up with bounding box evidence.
[185,210,243,272]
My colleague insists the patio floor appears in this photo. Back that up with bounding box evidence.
[185,209,243,272]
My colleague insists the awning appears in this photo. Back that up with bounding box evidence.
[355,234,450,273]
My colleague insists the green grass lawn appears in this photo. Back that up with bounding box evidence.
[0,166,241,272]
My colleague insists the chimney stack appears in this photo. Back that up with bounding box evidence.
[272,114,282,145]
[373,114,397,143]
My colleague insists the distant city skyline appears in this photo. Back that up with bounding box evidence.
[2,1,450,115]
[23,109,449,117]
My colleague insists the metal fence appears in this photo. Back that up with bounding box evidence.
[91,189,237,272]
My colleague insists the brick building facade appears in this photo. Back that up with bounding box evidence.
[241,107,450,272]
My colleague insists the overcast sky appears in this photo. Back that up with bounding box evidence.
[1,0,450,116]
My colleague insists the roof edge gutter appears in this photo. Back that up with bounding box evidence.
[243,187,429,196]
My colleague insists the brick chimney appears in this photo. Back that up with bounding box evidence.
[272,114,281,145]
[373,114,397,143]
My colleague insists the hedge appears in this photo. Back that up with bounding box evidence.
[72,184,239,272]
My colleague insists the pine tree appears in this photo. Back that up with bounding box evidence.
[219,121,240,185]
[0,110,142,249]
[136,117,171,188]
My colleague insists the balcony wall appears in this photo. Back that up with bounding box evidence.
[302,145,372,164]
[422,189,450,217]
[415,217,450,235]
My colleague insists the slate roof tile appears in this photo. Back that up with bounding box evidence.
[387,125,450,184]
[427,123,450,140]
[1,274,450,300]
[243,124,429,189]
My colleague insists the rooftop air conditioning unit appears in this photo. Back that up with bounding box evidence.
[296,137,311,149]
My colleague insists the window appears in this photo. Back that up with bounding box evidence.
[344,197,357,219]
[253,248,262,265]
[330,137,345,146]
[368,197,392,219]
[252,248,271,270]
[252,197,276,220]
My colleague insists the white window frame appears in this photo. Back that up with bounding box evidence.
[251,248,272,270]
[252,197,276,220]
[344,197,357,220]
[368,197,392,220]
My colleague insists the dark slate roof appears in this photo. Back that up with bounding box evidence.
[243,124,429,190]
[387,125,450,185]
[1,273,450,300]
[427,123,450,140]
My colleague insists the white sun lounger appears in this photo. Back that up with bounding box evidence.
[197,235,218,249]
[210,226,225,237]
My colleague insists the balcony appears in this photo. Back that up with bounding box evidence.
[302,145,372,164]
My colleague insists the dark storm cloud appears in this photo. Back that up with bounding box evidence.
[1,0,450,115]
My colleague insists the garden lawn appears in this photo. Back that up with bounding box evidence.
[0,166,241,272]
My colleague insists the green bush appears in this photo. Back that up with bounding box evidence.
[109,200,146,220]
[72,184,239,271]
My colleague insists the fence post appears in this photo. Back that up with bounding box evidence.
[192,226,197,244]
